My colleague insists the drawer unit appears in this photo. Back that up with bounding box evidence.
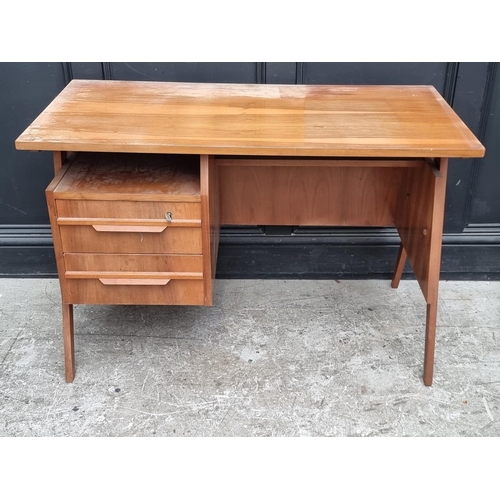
[47,152,211,305]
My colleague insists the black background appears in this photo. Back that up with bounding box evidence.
[1,62,498,279]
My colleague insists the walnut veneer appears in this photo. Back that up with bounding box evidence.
[16,80,485,385]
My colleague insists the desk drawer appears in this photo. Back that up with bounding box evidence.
[56,200,201,221]
[59,225,202,254]
[64,253,203,274]
[64,277,205,305]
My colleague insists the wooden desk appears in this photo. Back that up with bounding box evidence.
[16,80,485,386]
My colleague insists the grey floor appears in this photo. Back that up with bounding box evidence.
[0,278,499,437]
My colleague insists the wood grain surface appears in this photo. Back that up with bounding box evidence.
[394,160,448,304]
[219,162,404,226]
[54,152,200,200]
[16,80,485,158]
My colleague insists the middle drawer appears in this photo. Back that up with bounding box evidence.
[59,225,202,254]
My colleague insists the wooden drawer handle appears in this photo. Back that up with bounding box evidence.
[92,225,166,233]
[99,278,171,286]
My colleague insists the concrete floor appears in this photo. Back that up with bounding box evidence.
[0,278,499,437]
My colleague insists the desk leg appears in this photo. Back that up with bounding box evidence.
[62,303,75,382]
[391,244,407,289]
[424,302,438,386]
[48,151,76,382]
[394,159,448,386]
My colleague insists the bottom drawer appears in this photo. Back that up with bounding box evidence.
[64,278,205,305]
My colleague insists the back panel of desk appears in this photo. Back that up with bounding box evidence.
[218,157,424,227]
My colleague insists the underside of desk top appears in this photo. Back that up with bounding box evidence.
[16,80,485,158]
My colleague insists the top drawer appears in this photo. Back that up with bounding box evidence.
[56,199,200,221]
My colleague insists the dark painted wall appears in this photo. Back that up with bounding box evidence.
[1,62,499,279]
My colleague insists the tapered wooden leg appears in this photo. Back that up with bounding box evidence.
[62,303,75,382]
[391,243,407,289]
[423,301,438,386]
[394,159,449,385]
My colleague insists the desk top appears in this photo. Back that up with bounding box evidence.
[16,80,485,158]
